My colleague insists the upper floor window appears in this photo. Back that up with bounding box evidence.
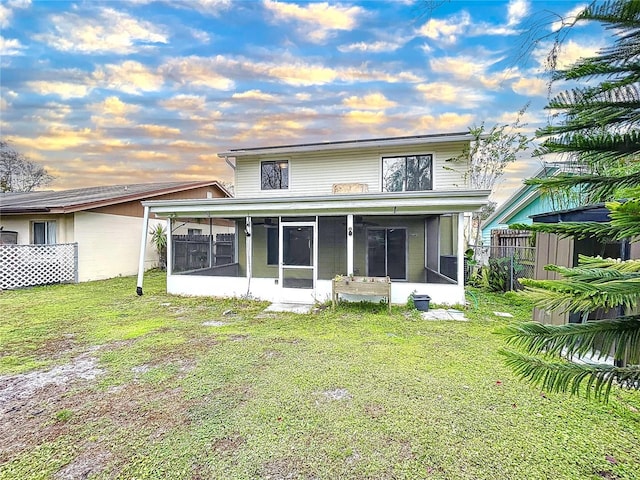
[33,221,56,244]
[382,155,432,192]
[261,160,289,190]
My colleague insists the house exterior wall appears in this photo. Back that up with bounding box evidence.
[234,142,469,198]
[0,214,74,244]
[74,211,164,282]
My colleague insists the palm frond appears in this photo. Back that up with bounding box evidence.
[500,316,640,364]
[499,350,640,401]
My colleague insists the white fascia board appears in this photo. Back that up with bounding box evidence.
[217,133,474,157]
[143,190,490,218]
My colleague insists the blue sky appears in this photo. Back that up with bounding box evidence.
[1,0,605,200]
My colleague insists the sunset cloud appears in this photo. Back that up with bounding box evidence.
[95,61,164,94]
[160,94,207,112]
[139,124,181,138]
[343,93,396,110]
[343,110,387,125]
[417,82,488,106]
[232,90,278,102]
[26,80,92,99]
[511,77,547,96]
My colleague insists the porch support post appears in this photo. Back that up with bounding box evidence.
[245,217,252,281]
[136,205,150,296]
[457,212,464,287]
[346,214,354,275]
[166,218,173,276]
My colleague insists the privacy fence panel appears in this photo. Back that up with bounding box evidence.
[0,243,78,290]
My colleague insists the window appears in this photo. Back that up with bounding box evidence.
[267,226,278,265]
[367,228,406,280]
[33,221,56,245]
[261,160,289,190]
[187,228,202,235]
[382,155,432,192]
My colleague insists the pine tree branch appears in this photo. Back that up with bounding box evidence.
[499,350,640,401]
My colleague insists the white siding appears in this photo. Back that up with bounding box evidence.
[74,212,162,282]
[235,141,470,198]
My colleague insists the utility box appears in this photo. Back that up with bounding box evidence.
[0,231,18,244]
[413,294,431,311]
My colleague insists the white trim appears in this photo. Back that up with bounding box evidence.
[347,214,354,275]
[218,132,474,157]
[143,190,490,218]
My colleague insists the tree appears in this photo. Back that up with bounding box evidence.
[447,106,531,247]
[0,140,54,192]
[149,223,168,270]
[502,0,640,401]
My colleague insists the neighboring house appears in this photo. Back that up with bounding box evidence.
[531,203,640,325]
[480,166,565,246]
[136,133,490,306]
[0,181,231,282]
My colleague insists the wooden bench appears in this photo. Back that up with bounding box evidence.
[332,276,391,312]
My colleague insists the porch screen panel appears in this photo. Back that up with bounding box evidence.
[367,229,386,277]
[367,228,406,280]
[283,226,313,266]
[387,229,406,280]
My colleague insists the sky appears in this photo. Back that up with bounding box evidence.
[0,0,608,202]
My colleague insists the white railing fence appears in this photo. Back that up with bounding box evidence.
[0,243,78,290]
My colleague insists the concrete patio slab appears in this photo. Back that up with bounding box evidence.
[420,309,468,321]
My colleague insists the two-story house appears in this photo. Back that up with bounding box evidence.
[136,133,490,306]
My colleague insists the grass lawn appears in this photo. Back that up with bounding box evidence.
[0,271,639,480]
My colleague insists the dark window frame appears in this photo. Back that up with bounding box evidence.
[261,160,289,190]
[381,154,433,192]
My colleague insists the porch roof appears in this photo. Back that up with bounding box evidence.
[142,190,490,218]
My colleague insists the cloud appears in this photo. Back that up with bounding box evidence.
[343,110,387,125]
[532,38,602,71]
[0,36,25,55]
[416,82,488,106]
[97,96,141,117]
[11,127,94,151]
[95,60,164,94]
[417,112,475,132]
[0,0,30,28]
[26,80,92,99]
[176,0,232,17]
[233,113,311,142]
[161,56,235,90]
[552,4,588,32]
[263,0,363,43]
[338,40,404,53]
[90,96,141,127]
[139,124,181,138]
[159,94,207,111]
[232,90,277,102]
[35,7,167,54]
[343,93,396,110]
[511,77,547,97]
[417,11,471,44]
[507,0,529,26]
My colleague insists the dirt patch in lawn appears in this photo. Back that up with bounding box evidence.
[0,345,197,475]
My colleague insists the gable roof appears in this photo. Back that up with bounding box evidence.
[218,132,473,157]
[482,166,559,229]
[0,181,231,214]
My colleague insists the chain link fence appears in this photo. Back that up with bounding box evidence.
[0,243,78,290]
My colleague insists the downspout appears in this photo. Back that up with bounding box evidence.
[136,205,150,296]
